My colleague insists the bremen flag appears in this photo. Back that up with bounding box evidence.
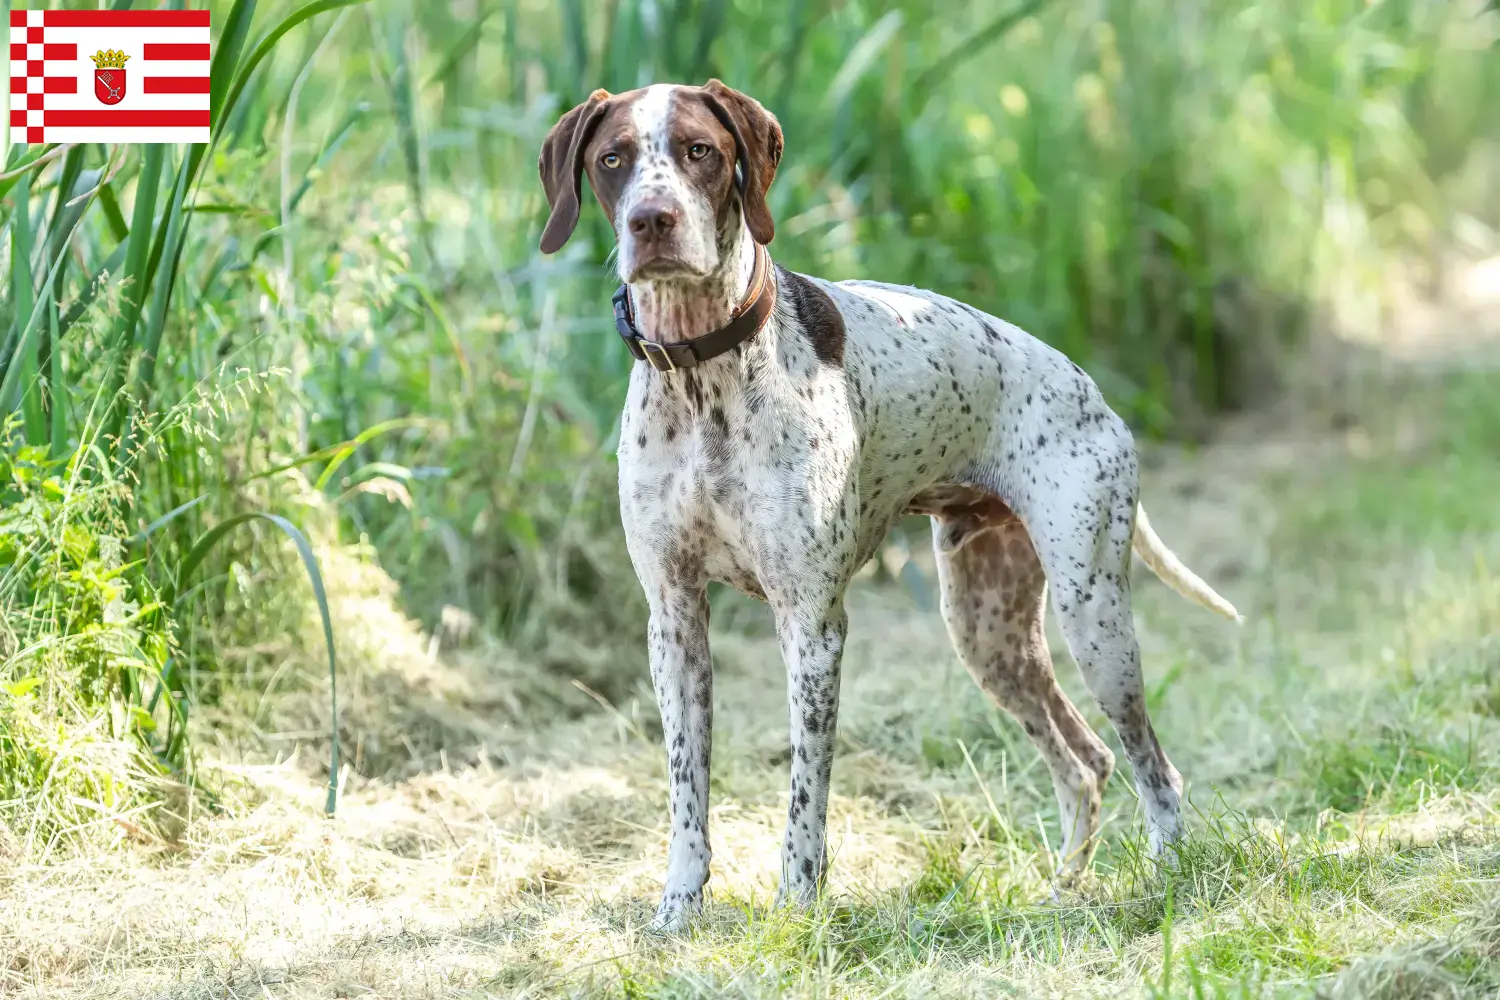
[9,7,211,144]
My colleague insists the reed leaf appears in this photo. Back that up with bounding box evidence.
[172,512,341,814]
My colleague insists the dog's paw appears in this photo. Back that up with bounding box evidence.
[647,892,702,935]
[1146,816,1186,860]
[773,879,822,913]
[647,908,691,935]
[1048,864,1100,901]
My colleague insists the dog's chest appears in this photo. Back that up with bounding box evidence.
[617,352,857,597]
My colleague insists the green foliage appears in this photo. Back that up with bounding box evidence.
[170,508,343,813]
[0,422,179,850]
[0,0,1495,849]
[0,0,376,839]
[1302,723,1484,815]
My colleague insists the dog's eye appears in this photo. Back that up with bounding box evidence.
[600,152,622,169]
[687,143,710,161]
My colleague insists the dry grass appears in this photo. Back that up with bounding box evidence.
[5,294,1500,997]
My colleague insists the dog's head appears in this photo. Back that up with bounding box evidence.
[537,81,782,285]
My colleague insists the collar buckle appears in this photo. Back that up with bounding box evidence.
[639,339,679,373]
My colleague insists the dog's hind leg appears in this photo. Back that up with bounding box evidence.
[1011,423,1186,856]
[933,516,1115,873]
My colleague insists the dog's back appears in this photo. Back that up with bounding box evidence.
[810,276,1123,523]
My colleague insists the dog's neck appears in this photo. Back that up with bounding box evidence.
[626,226,758,345]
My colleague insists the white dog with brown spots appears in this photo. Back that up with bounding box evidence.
[538,80,1242,932]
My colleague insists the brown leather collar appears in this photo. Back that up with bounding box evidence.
[612,243,776,373]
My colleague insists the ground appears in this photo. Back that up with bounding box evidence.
[4,274,1500,998]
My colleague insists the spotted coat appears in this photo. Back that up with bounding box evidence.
[538,81,1241,933]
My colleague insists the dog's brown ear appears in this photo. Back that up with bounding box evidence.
[538,89,611,254]
[700,79,783,245]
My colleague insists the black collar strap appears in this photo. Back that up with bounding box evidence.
[612,243,776,373]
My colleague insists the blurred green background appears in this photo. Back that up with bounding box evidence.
[1,0,1496,840]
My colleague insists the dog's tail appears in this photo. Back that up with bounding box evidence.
[1131,505,1243,623]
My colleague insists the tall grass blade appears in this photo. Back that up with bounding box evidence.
[210,0,260,128]
[423,2,497,89]
[129,153,195,428]
[40,149,88,455]
[911,0,1054,99]
[688,0,728,80]
[8,170,42,443]
[312,417,435,491]
[97,179,130,241]
[101,145,164,444]
[0,177,111,416]
[173,512,341,814]
[0,144,68,203]
[216,0,373,149]
[826,10,903,111]
[130,493,207,544]
[44,148,88,263]
[46,307,63,456]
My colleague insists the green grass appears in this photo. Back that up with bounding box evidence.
[0,426,180,855]
[6,360,1495,996]
[564,369,1500,997]
[2,0,1493,756]
[0,0,1498,994]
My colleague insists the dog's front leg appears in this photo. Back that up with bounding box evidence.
[645,587,714,933]
[773,595,849,909]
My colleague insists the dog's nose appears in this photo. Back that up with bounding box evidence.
[628,200,680,241]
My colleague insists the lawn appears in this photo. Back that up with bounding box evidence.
[4,333,1498,998]
[1,2,1497,996]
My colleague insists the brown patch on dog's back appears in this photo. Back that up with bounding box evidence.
[778,266,845,367]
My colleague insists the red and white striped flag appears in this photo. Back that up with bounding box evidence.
[9,6,211,144]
